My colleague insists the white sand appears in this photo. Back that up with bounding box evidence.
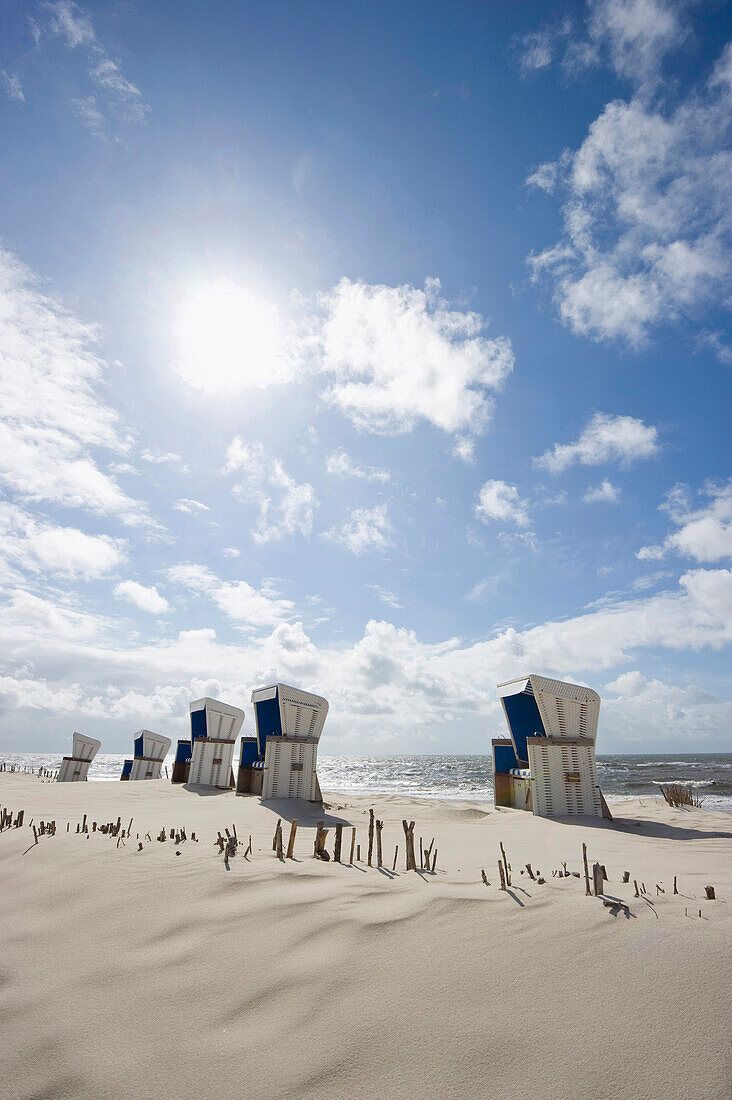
[0,772,730,1100]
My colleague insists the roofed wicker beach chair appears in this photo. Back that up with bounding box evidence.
[492,675,611,819]
[243,683,328,803]
[57,732,101,783]
[122,730,172,781]
[187,698,244,789]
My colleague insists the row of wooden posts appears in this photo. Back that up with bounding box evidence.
[264,810,438,872]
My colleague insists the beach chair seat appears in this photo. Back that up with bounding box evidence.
[126,731,172,781]
[187,698,243,788]
[250,684,328,802]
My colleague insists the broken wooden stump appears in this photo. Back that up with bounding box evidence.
[349,827,356,865]
[481,869,489,886]
[333,823,342,863]
[704,885,716,900]
[498,859,506,891]
[402,819,416,871]
[499,841,511,887]
[622,870,630,883]
[375,820,383,868]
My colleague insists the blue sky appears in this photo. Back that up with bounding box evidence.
[0,0,730,754]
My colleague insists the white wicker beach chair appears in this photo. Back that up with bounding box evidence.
[187,698,244,788]
[57,732,101,782]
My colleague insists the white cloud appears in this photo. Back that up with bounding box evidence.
[70,95,104,135]
[0,502,125,581]
[638,481,732,563]
[0,248,149,524]
[583,478,622,503]
[534,412,659,474]
[141,448,183,467]
[316,277,514,436]
[225,439,316,544]
[324,504,393,555]
[173,498,210,514]
[222,547,240,558]
[325,449,390,483]
[43,2,149,132]
[168,563,294,630]
[0,565,730,750]
[516,21,573,78]
[1,69,25,101]
[452,436,476,463]
[527,38,732,345]
[586,0,685,85]
[114,580,170,615]
[368,584,402,609]
[475,480,530,527]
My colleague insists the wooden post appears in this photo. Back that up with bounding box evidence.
[376,820,383,868]
[275,821,283,860]
[392,845,398,871]
[33,825,38,845]
[582,843,591,896]
[431,849,437,872]
[592,862,604,897]
[622,870,630,883]
[334,823,343,863]
[481,869,489,885]
[673,876,678,894]
[286,820,298,859]
[499,842,510,886]
[368,808,375,867]
[704,885,716,900]
[633,879,640,897]
[349,827,356,865]
[525,863,535,880]
[498,859,506,890]
[402,820,416,871]
[419,836,424,871]
[357,843,361,861]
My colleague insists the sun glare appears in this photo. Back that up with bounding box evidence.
[173,278,293,395]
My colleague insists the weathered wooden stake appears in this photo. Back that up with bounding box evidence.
[286,820,298,859]
[525,863,535,880]
[673,876,678,894]
[704,885,716,900]
[367,808,375,867]
[582,842,591,896]
[481,869,489,885]
[376,819,383,868]
[431,849,437,872]
[334,823,343,863]
[592,863,604,897]
[498,859,506,890]
[357,843,361,861]
[499,841,510,886]
[622,870,630,883]
[349,827,356,865]
[420,836,424,870]
[392,845,398,871]
[402,819,416,871]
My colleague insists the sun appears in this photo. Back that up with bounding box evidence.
[173,278,294,395]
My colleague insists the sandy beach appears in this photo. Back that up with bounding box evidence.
[0,772,730,1100]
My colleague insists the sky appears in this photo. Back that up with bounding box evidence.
[0,0,730,756]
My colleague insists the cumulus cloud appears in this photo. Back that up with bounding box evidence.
[0,502,125,582]
[316,277,514,436]
[114,580,170,615]
[225,439,316,544]
[585,0,685,85]
[534,413,659,474]
[0,248,149,524]
[324,504,393,555]
[527,34,732,348]
[583,478,622,503]
[167,563,295,630]
[325,449,390,483]
[1,566,730,751]
[638,481,732,563]
[475,480,530,527]
[42,1,149,132]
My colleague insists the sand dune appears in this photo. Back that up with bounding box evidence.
[1,773,730,1099]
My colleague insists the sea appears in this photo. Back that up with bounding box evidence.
[3,752,731,812]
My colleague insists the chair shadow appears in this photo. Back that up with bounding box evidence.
[183,783,234,797]
[557,815,732,842]
[258,797,351,828]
